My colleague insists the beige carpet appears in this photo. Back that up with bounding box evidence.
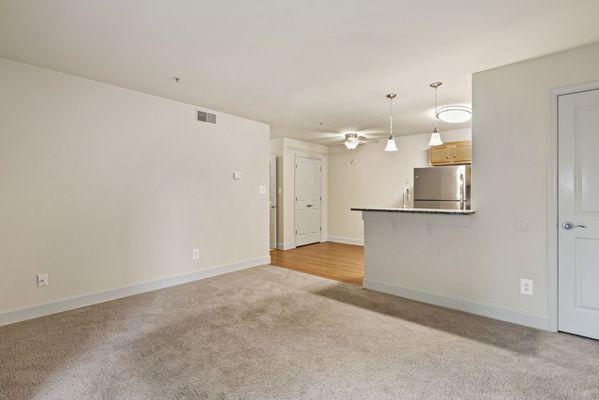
[1,265,598,400]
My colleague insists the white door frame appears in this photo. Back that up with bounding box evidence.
[548,79,599,332]
[269,155,277,249]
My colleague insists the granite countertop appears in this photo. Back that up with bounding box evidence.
[350,207,476,215]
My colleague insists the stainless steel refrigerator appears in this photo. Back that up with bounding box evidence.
[413,165,471,210]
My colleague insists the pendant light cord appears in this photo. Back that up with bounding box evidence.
[434,85,438,130]
[389,96,393,138]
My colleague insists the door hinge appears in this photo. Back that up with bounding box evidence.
[295,229,298,234]
[296,164,298,169]
[320,227,322,231]
[320,166,322,171]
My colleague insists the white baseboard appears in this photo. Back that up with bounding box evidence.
[327,235,364,246]
[363,279,550,331]
[276,242,296,250]
[0,256,270,327]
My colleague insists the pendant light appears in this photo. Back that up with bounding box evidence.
[429,82,443,146]
[384,94,398,152]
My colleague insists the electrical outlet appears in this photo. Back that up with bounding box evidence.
[232,171,242,180]
[192,248,200,260]
[259,185,266,194]
[520,278,533,295]
[36,273,48,287]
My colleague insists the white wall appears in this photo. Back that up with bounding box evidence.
[327,129,471,244]
[270,138,328,249]
[470,41,599,325]
[0,58,270,318]
[359,42,599,329]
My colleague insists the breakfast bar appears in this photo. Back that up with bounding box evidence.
[351,206,477,311]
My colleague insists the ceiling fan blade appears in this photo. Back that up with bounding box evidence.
[319,137,346,143]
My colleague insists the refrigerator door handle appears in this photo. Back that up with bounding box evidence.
[459,174,465,210]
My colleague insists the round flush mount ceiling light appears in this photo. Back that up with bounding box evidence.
[436,106,472,123]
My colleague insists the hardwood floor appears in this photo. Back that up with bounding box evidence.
[270,241,364,285]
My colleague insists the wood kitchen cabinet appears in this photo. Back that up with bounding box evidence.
[429,140,471,165]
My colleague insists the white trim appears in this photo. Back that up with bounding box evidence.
[548,87,559,332]
[269,154,278,250]
[276,242,296,250]
[364,279,550,331]
[548,80,599,333]
[326,235,364,246]
[0,256,270,327]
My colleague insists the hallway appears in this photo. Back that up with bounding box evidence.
[270,242,364,285]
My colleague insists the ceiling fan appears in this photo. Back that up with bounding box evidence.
[341,133,380,150]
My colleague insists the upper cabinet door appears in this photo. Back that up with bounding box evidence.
[452,142,472,164]
[430,141,471,165]
[430,146,451,164]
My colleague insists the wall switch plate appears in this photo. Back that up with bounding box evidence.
[232,171,242,180]
[192,249,200,260]
[520,278,533,295]
[259,185,266,194]
[37,273,48,287]
[277,187,282,195]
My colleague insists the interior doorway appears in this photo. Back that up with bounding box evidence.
[269,155,277,249]
[557,87,599,340]
[294,156,322,246]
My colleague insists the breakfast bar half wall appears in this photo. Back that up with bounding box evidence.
[351,208,550,331]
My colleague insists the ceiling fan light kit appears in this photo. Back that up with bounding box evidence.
[344,133,360,150]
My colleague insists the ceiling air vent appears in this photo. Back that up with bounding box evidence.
[197,110,216,124]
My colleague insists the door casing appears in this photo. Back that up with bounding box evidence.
[269,155,277,249]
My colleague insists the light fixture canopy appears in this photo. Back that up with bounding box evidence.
[437,105,472,123]
[429,81,444,146]
[384,93,398,152]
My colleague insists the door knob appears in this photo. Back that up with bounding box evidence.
[562,221,587,230]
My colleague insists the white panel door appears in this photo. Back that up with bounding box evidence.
[295,157,322,246]
[269,155,277,249]
[558,89,599,339]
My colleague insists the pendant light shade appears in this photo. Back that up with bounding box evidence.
[429,81,444,146]
[385,135,398,151]
[428,128,443,146]
[384,93,398,152]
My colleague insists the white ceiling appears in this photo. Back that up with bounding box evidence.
[1,1,599,145]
